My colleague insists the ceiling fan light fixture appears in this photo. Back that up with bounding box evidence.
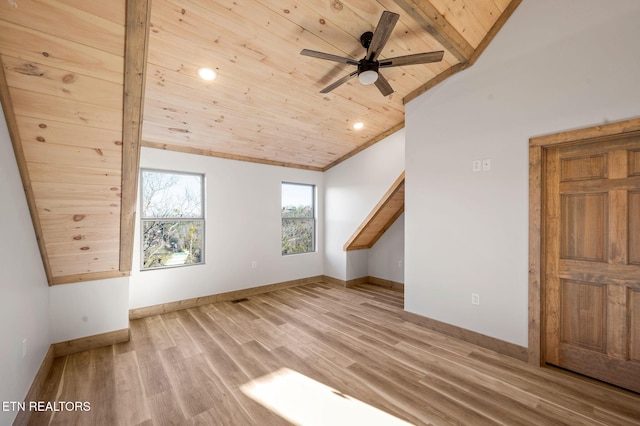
[197,67,217,81]
[358,70,378,85]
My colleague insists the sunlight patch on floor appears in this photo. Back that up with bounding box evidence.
[240,368,413,425]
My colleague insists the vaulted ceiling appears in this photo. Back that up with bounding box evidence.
[0,0,520,284]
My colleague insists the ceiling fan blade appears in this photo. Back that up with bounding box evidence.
[300,49,359,66]
[320,71,358,93]
[367,11,400,61]
[379,51,445,68]
[374,72,394,97]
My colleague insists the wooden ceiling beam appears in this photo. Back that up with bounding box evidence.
[344,172,405,251]
[120,0,152,273]
[467,0,522,66]
[142,140,325,172]
[402,0,522,104]
[393,0,474,63]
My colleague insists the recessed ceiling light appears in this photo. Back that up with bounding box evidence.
[197,67,217,81]
[353,122,364,130]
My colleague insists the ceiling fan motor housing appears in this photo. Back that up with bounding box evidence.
[360,31,374,49]
[359,60,379,74]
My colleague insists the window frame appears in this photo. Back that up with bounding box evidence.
[140,168,205,270]
[281,181,316,256]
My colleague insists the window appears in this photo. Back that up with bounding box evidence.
[141,169,204,269]
[281,182,315,255]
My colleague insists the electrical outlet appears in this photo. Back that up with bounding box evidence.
[472,160,482,172]
[471,293,480,305]
[251,261,257,269]
[482,159,492,171]
[22,338,27,359]
[398,260,403,268]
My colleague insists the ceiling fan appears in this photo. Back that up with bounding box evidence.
[300,11,444,97]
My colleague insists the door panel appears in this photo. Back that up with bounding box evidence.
[560,280,606,352]
[544,135,640,393]
[630,150,640,176]
[631,191,640,265]
[560,193,608,261]
[560,154,607,181]
[631,290,640,362]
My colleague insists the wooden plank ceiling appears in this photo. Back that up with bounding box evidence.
[0,0,520,284]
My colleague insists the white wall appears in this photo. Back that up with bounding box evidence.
[324,129,405,281]
[368,213,404,283]
[130,147,324,309]
[404,0,640,346]
[49,277,129,343]
[0,105,50,425]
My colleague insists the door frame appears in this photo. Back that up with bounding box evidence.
[527,116,640,366]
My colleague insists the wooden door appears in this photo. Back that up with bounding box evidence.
[544,135,640,392]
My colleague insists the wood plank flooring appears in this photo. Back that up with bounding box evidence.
[31,282,640,425]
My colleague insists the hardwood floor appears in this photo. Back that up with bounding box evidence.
[31,282,640,425]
